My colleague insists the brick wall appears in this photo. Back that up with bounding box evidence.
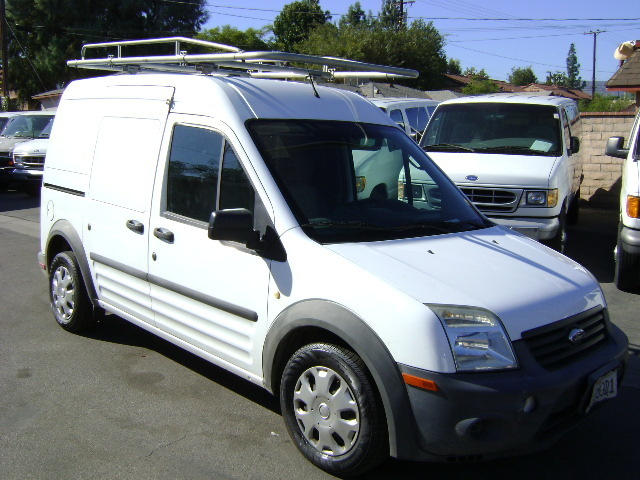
[579,112,636,209]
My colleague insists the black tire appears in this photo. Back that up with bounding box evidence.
[566,190,580,225]
[614,230,640,293]
[543,207,567,253]
[49,251,95,332]
[280,343,388,477]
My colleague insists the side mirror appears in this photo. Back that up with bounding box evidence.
[570,136,580,154]
[208,208,254,244]
[605,136,629,159]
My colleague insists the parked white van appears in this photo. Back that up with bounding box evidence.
[605,111,640,292]
[420,94,583,252]
[40,38,627,476]
[370,97,440,142]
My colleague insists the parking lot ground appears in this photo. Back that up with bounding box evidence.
[1,191,639,480]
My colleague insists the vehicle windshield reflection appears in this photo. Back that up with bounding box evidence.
[247,120,492,243]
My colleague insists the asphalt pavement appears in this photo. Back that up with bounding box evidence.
[1,190,638,480]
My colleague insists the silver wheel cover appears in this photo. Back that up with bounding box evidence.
[51,265,75,323]
[293,366,360,456]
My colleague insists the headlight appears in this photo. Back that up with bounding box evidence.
[428,305,517,372]
[525,189,558,207]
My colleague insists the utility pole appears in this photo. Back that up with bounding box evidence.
[393,0,414,30]
[585,30,604,99]
[0,0,8,110]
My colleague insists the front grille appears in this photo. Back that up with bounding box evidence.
[521,307,608,370]
[460,187,520,213]
[15,155,45,168]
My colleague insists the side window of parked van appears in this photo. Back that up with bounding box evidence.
[562,110,572,153]
[389,109,405,130]
[406,107,430,133]
[219,142,255,213]
[166,125,222,222]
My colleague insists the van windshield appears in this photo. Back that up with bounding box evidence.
[1,114,55,139]
[421,103,562,156]
[247,120,492,243]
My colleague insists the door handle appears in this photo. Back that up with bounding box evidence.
[126,219,144,234]
[153,227,175,244]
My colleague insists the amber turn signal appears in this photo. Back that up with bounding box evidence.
[402,373,438,391]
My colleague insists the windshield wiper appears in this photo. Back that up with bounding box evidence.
[300,220,387,230]
[474,145,554,155]
[423,143,475,153]
[391,220,488,234]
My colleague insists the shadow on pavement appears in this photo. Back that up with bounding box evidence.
[79,314,282,415]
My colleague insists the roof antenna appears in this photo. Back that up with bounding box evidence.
[308,74,320,98]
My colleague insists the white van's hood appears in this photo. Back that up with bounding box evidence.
[427,151,558,187]
[325,226,603,340]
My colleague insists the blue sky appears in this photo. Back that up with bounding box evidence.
[200,0,640,84]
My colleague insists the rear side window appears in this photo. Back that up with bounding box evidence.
[405,106,430,133]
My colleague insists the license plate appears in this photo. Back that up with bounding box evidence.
[586,369,618,412]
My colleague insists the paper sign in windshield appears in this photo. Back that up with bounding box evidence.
[531,140,553,152]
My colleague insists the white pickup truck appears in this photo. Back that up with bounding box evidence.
[420,94,583,252]
[605,111,640,292]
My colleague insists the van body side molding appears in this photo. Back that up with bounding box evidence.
[90,253,258,322]
[148,274,258,322]
[90,253,148,281]
[43,183,85,197]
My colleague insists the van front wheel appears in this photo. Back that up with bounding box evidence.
[49,251,94,332]
[280,343,388,477]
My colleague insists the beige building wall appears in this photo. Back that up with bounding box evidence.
[579,112,636,209]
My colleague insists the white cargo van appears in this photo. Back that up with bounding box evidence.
[421,94,583,252]
[370,97,440,142]
[605,111,640,292]
[39,38,627,476]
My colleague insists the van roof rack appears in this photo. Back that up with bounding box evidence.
[67,36,419,81]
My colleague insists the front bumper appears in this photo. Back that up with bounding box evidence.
[489,215,559,241]
[619,224,640,256]
[396,320,628,462]
[9,168,43,184]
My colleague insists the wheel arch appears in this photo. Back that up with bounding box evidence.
[263,299,421,459]
[45,220,99,307]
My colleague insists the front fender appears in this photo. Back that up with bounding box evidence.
[263,299,424,459]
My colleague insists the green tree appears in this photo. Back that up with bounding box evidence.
[566,43,586,90]
[380,0,403,29]
[447,58,462,75]
[463,67,488,79]
[298,18,447,90]
[462,78,501,95]
[272,0,331,51]
[579,93,633,112]
[508,66,538,86]
[339,2,374,29]
[6,0,208,104]
[197,25,269,51]
[545,71,569,86]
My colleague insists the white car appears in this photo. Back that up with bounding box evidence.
[39,37,627,476]
[421,94,583,252]
[605,111,640,292]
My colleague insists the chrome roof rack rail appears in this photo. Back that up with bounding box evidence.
[68,37,419,80]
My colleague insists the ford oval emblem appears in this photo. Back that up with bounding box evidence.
[568,328,585,344]
[465,175,479,181]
